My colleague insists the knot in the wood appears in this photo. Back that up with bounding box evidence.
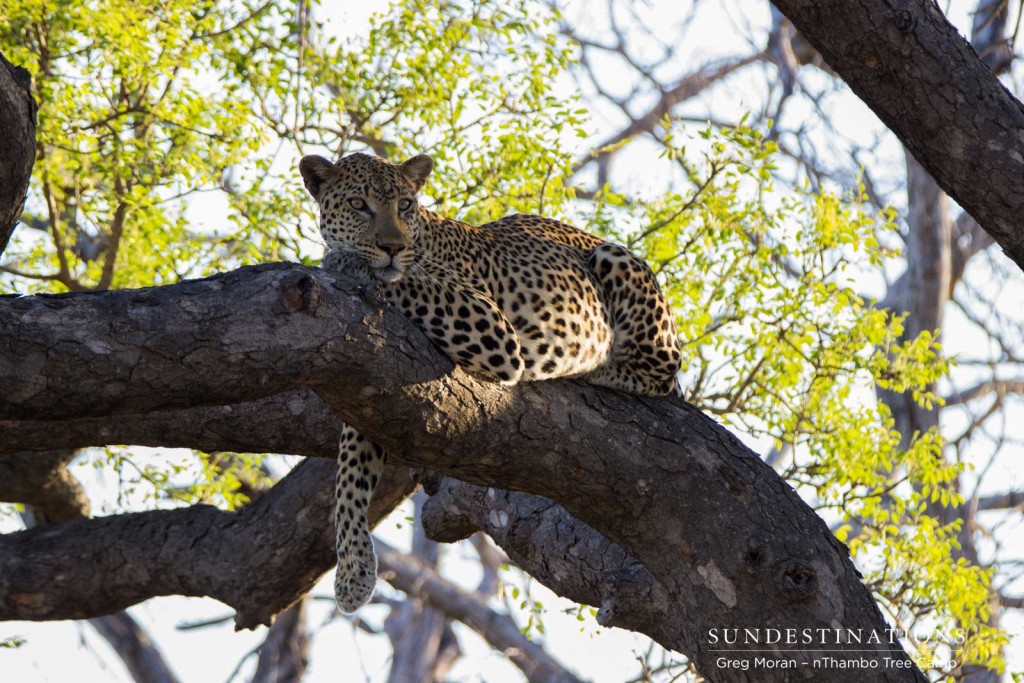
[279,273,324,316]
[775,559,817,602]
[420,483,479,543]
[743,541,769,573]
[892,9,914,32]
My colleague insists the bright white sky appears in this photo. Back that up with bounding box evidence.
[3,0,1023,681]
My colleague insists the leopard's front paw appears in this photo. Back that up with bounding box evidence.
[322,250,371,281]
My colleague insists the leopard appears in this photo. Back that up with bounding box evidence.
[299,152,682,613]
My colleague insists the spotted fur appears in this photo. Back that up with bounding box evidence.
[300,152,682,612]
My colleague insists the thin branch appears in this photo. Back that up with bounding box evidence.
[570,53,765,177]
[977,491,1024,512]
[87,613,181,683]
[944,379,1024,406]
[378,538,583,683]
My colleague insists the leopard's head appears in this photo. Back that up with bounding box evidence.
[300,152,433,283]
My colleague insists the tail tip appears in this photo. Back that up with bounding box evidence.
[335,570,376,613]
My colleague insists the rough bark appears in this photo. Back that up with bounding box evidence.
[0,390,343,457]
[0,457,415,630]
[381,491,581,683]
[0,263,927,681]
[0,51,36,256]
[0,449,90,521]
[18,488,180,683]
[420,477,678,647]
[771,0,1024,272]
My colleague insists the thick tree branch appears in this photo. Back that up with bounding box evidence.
[0,450,90,521]
[0,264,925,680]
[0,390,342,457]
[0,457,416,629]
[17,481,180,683]
[771,0,1024,271]
[420,478,677,647]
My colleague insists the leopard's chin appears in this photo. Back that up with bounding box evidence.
[373,266,405,283]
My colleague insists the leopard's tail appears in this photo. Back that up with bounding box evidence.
[334,424,385,613]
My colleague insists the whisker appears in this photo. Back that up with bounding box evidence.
[412,254,460,280]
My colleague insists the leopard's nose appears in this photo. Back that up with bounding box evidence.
[378,242,407,256]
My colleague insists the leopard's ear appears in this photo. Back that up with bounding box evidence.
[299,155,336,198]
[399,154,433,191]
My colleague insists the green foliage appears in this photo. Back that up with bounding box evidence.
[506,576,552,639]
[859,512,1007,677]
[172,451,270,509]
[576,122,1001,675]
[0,0,582,516]
[0,0,584,292]
[0,0,296,290]
[0,636,27,649]
[81,447,266,511]
[296,0,584,223]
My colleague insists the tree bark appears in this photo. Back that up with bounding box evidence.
[87,613,181,683]
[420,477,679,648]
[0,457,415,630]
[771,0,1024,272]
[0,390,344,457]
[16,478,181,683]
[0,450,90,521]
[0,51,36,256]
[0,263,927,681]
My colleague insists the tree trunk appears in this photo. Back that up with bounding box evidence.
[0,51,36,255]
[772,0,1024,272]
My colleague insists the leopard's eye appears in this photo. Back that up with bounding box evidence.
[347,197,367,211]
[398,198,414,212]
